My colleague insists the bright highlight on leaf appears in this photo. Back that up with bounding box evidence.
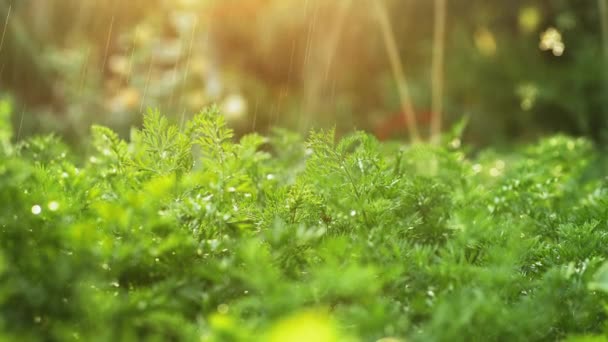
[267,310,341,342]
[590,263,608,293]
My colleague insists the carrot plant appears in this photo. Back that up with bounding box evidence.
[1,101,608,341]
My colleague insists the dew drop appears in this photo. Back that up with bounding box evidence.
[31,205,42,215]
[48,201,59,211]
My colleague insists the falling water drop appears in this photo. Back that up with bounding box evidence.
[0,5,11,53]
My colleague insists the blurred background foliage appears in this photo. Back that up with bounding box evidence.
[0,0,606,146]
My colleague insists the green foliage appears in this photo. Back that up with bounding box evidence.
[2,106,608,341]
[137,109,193,176]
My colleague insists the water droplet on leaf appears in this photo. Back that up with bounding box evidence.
[31,205,42,215]
[48,201,59,211]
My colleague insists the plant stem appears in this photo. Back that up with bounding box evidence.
[431,0,447,145]
[375,0,421,143]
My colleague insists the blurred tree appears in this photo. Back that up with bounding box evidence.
[0,0,607,146]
